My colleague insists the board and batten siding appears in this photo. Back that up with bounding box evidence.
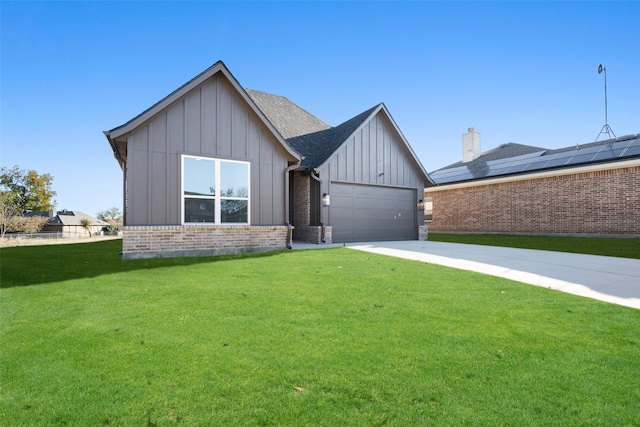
[126,75,290,226]
[318,111,426,229]
[322,113,424,189]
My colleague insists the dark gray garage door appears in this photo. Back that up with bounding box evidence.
[331,183,416,243]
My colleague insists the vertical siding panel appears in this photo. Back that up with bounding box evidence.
[361,128,370,184]
[129,127,149,225]
[390,133,398,186]
[247,120,261,163]
[232,97,247,159]
[347,139,355,182]
[260,164,274,224]
[260,129,274,166]
[376,118,384,184]
[201,79,217,155]
[150,113,167,153]
[168,152,179,224]
[150,152,167,224]
[167,101,184,153]
[185,89,201,153]
[354,133,362,183]
[385,129,392,186]
[272,164,285,222]
[250,162,260,224]
[217,82,233,157]
[150,114,168,225]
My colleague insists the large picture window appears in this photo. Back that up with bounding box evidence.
[182,155,250,224]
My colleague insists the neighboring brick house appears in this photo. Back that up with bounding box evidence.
[425,129,640,236]
[104,61,431,259]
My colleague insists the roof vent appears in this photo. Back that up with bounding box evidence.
[462,128,481,163]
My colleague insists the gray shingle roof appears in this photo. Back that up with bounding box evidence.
[287,105,378,168]
[430,134,640,185]
[246,89,330,139]
[247,89,379,168]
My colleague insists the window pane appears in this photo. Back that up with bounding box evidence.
[221,200,248,223]
[220,162,248,197]
[184,157,215,196]
[184,198,215,223]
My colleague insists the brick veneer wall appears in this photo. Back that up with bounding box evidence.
[122,225,289,259]
[425,165,640,236]
[291,173,310,240]
[290,173,333,243]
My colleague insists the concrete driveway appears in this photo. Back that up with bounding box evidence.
[293,240,640,310]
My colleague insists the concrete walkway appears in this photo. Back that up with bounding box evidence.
[291,240,640,310]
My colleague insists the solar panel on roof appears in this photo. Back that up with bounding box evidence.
[622,144,640,157]
[431,136,639,184]
[542,157,570,168]
[569,153,598,165]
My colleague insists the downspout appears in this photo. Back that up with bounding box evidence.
[310,169,326,243]
[284,161,301,249]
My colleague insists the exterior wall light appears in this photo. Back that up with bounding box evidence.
[322,193,331,207]
[417,199,424,210]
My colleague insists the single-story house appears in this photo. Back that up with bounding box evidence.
[105,61,432,259]
[44,210,109,237]
[425,128,640,236]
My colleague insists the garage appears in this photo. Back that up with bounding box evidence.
[330,182,417,243]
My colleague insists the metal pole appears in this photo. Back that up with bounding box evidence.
[603,66,608,127]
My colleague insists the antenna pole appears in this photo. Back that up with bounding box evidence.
[595,64,616,142]
[604,66,608,126]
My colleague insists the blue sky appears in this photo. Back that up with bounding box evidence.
[2,1,638,217]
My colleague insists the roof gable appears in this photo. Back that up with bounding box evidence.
[104,61,301,164]
[316,104,432,184]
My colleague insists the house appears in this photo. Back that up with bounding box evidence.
[104,61,431,259]
[44,210,109,237]
[425,128,640,236]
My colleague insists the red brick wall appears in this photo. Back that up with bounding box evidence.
[425,165,639,236]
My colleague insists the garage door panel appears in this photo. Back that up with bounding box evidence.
[331,182,416,243]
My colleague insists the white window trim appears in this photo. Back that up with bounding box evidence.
[181,155,251,225]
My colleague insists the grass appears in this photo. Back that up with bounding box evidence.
[1,240,639,426]
[427,233,640,259]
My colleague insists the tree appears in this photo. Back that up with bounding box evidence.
[0,193,17,238]
[0,166,57,212]
[80,218,92,237]
[96,207,122,223]
[97,207,122,235]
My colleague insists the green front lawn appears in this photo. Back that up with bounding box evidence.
[1,240,639,425]
[428,233,640,259]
